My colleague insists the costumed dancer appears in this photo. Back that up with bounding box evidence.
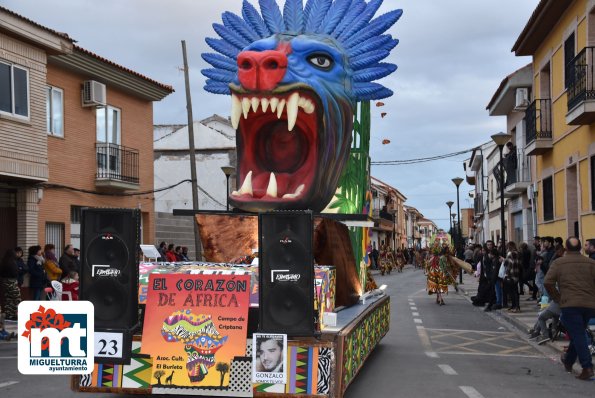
[379,243,395,275]
[395,249,406,273]
[426,243,458,305]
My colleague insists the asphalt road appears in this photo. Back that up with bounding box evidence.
[1,267,593,397]
[345,266,594,398]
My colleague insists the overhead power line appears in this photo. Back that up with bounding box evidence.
[41,179,226,208]
[371,141,491,166]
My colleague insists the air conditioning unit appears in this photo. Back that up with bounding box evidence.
[514,88,530,109]
[82,80,106,107]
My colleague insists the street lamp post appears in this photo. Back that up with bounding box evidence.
[452,177,464,283]
[491,132,512,256]
[451,213,457,246]
[446,201,454,244]
[221,166,235,212]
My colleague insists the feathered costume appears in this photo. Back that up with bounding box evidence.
[426,244,458,295]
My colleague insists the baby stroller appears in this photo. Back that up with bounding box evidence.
[548,315,564,341]
[549,316,595,355]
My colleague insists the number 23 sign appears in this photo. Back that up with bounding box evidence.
[94,332,123,359]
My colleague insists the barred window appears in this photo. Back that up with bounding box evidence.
[45,222,64,255]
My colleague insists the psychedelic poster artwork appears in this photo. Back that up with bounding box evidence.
[141,273,250,390]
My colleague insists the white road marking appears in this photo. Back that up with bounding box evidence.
[438,364,458,375]
[414,318,422,324]
[410,306,417,310]
[460,386,485,398]
[416,325,439,358]
[438,351,540,358]
[0,381,19,388]
[412,312,419,316]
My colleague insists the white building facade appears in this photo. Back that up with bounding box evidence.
[153,115,236,259]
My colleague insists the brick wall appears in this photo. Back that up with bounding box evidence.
[37,64,155,248]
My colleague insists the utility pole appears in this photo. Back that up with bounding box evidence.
[181,40,202,260]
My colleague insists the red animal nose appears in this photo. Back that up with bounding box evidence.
[237,50,288,91]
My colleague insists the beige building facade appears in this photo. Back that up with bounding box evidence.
[0,7,173,255]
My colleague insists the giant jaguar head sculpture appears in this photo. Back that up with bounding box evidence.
[202,0,401,212]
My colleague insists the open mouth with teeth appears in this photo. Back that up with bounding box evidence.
[229,84,321,212]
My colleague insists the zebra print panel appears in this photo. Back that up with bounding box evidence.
[317,347,332,394]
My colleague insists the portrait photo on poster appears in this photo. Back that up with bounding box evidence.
[252,333,287,384]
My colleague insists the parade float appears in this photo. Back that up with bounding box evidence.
[74,1,401,397]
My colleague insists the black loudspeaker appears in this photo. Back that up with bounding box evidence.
[259,211,314,336]
[80,208,140,332]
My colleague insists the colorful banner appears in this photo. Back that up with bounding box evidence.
[141,273,250,390]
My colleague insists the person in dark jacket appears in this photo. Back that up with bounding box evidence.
[482,241,497,312]
[519,243,536,299]
[180,247,190,261]
[73,248,81,273]
[544,237,595,380]
[504,142,517,185]
[471,245,490,307]
[586,239,595,260]
[504,251,521,313]
[0,249,21,320]
[14,246,30,300]
[174,246,184,261]
[157,241,167,262]
[59,244,78,280]
[541,236,555,272]
[28,245,46,301]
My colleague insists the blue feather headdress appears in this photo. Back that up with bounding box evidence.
[202,0,402,100]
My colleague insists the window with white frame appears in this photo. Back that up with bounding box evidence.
[0,61,29,118]
[96,106,121,173]
[46,86,64,136]
[96,106,121,144]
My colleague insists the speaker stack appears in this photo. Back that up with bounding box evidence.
[80,208,140,364]
[258,211,315,336]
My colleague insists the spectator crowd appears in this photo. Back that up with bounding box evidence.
[469,236,595,380]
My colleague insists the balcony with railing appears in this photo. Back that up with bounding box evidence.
[524,99,552,155]
[379,208,395,222]
[372,207,395,231]
[95,143,140,190]
[566,47,595,125]
[465,159,475,185]
[503,149,532,197]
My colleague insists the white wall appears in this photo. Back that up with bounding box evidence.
[154,152,234,212]
[154,116,236,213]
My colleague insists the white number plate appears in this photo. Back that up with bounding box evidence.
[94,332,123,358]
